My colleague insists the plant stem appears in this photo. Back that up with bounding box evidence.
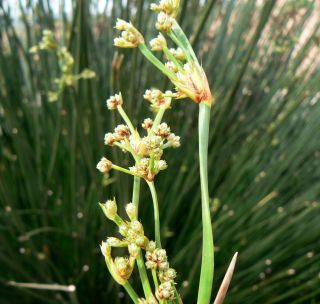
[112,164,135,176]
[132,176,154,301]
[138,43,177,79]
[151,269,159,289]
[197,102,214,304]
[118,105,136,134]
[137,252,154,300]
[132,176,141,209]
[147,181,162,248]
[152,107,167,131]
[123,282,139,304]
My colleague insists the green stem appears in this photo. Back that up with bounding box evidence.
[163,47,184,72]
[123,282,139,304]
[132,176,154,301]
[151,269,159,289]
[112,164,135,176]
[132,176,141,209]
[138,43,177,79]
[171,21,199,64]
[117,105,136,134]
[152,107,166,131]
[147,181,162,248]
[197,102,214,304]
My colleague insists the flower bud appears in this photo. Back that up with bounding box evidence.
[170,47,186,61]
[99,199,117,220]
[114,19,144,48]
[159,268,177,282]
[159,261,169,271]
[167,133,181,148]
[106,93,123,110]
[112,256,135,283]
[128,243,140,258]
[157,160,168,171]
[165,61,178,73]
[80,69,96,79]
[107,237,127,247]
[150,33,167,51]
[145,260,157,269]
[135,236,148,247]
[156,282,175,301]
[125,203,138,221]
[96,157,113,173]
[104,133,117,146]
[142,118,154,129]
[130,220,144,233]
[146,241,156,252]
[156,12,174,32]
[100,241,111,258]
[119,224,129,236]
[151,0,180,18]
[114,124,130,138]
[154,123,171,138]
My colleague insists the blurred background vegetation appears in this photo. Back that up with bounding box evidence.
[0,0,319,303]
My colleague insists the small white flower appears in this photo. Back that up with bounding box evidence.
[96,157,113,173]
[150,33,167,51]
[156,12,174,32]
[106,93,123,110]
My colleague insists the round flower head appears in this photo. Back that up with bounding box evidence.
[104,132,117,146]
[106,93,123,110]
[114,124,130,139]
[156,12,174,32]
[97,157,113,173]
[150,33,167,51]
[156,282,175,301]
[170,47,186,61]
[151,0,180,18]
[142,118,154,129]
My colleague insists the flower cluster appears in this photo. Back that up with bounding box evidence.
[145,242,177,301]
[96,92,180,181]
[100,200,148,284]
[151,0,180,18]
[114,19,144,48]
[30,30,95,102]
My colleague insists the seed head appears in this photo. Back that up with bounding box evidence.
[150,33,167,51]
[106,93,123,110]
[97,157,113,173]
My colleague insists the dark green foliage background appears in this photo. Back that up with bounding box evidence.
[0,0,319,303]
